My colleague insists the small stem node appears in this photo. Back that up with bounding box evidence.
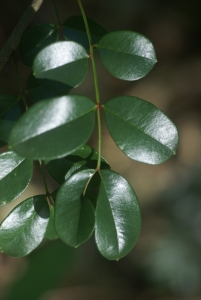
[96,103,102,109]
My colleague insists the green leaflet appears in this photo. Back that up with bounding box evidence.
[33,41,89,92]
[55,169,95,247]
[19,23,59,66]
[63,15,108,51]
[0,151,33,206]
[95,169,141,260]
[9,95,96,160]
[45,144,110,184]
[0,195,49,257]
[103,96,179,165]
[97,31,157,80]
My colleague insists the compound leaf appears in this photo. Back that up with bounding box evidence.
[33,41,88,91]
[97,31,157,81]
[19,23,59,66]
[55,169,95,247]
[63,15,108,51]
[9,95,96,160]
[103,96,179,165]
[95,169,141,260]
[45,144,110,184]
[0,151,33,206]
[0,195,49,257]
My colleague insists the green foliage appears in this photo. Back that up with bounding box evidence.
[95,169,141,260]
[97,31,157,80]
[26,72,61,102]
[63,15,108,51]
[0,0,179,260]
[0,195,49,257]
[19,23,59,66]
[103,96,178,164]
[9,95,96,159]
[0,151,33,206]
[33,41,89,92]
[55,169,95,247]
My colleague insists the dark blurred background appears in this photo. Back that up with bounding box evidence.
[1,0,201,299]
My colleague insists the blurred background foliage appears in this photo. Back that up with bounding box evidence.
[1,0,201,299]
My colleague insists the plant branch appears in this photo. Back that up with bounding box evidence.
[78,0,102,170]
[0,0,44,71]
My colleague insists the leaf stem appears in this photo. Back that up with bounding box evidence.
[21,95,29,111]
[51,0,61,26]
[77,0,102,170]
[96,106,102,170]
[39,160,53,206]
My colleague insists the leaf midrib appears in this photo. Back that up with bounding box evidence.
[99,171,120,258]
[13,107,95,146]
[103,106,174,154]
[34,56,88,74]
[74,171,96,246]
[97,45,157,62]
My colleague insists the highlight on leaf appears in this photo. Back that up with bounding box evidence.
[0,195,49,257]
[103,96,179,165]
[19,23,59,67]
[95,169,141,260]
[0,151,33,206]
[55,169,95,247]
[9,95,96,160]
[97,31,157,81]
[33,41,89,92]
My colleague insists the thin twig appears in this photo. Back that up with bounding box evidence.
[0,0,44,71]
